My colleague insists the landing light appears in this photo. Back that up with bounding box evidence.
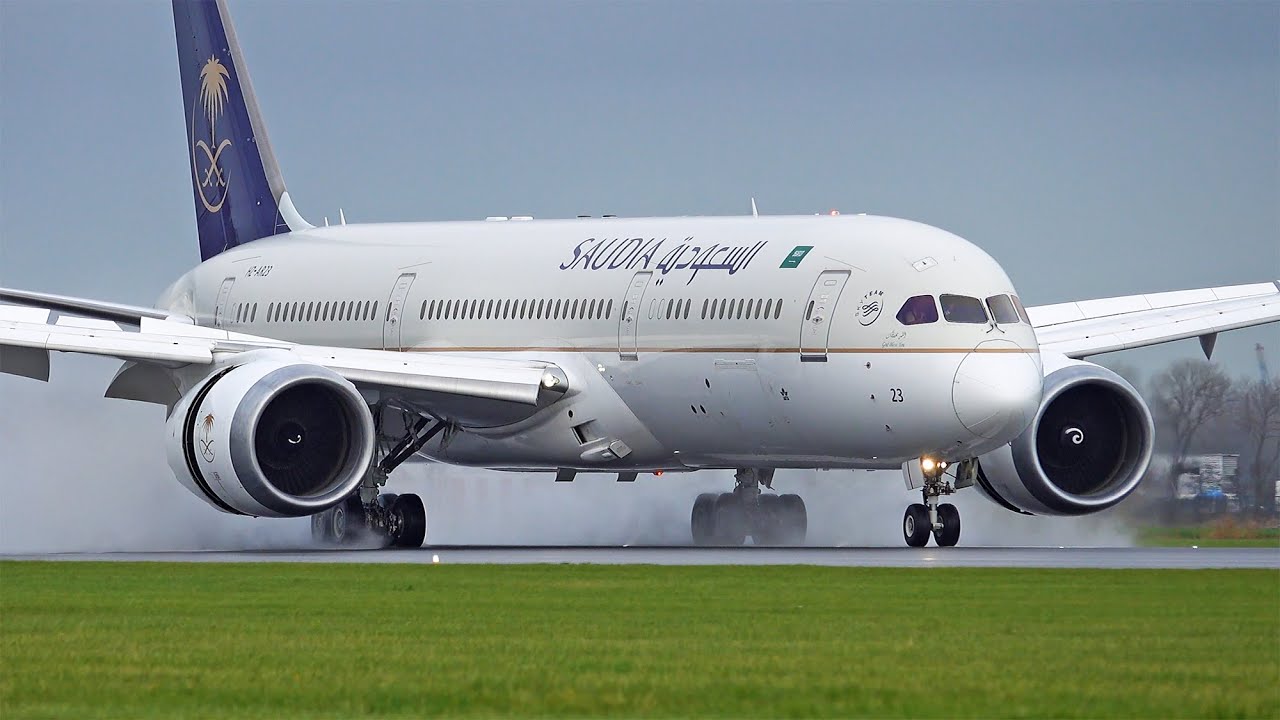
[921,457,937,473]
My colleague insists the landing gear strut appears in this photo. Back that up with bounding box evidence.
[691,468,807,546]
[310,407,443,549]
[903,458,964,547]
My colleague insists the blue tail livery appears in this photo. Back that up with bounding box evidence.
[172,0,310,261]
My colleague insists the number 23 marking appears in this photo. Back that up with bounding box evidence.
[890,388,904,403]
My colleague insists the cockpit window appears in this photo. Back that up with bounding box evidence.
[940,294,989,324]
[986,294,1020,324]
[1011,295,1031,324]
[896,295,939,325]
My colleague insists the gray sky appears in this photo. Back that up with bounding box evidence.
[0,1,1277,550]
[1,0,1276,371]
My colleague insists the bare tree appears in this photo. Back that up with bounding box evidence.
[1149,359,1234,497]
[1236,376,1280,514]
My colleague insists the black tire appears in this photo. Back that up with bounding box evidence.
[691,493,718,545]
[753,493,784,545]
[310,510,331,544]
[779,494,807,545]
[903,503,931,547]
[330,494,366,545]
[934,503,961,547]
[714,492,747,546]
[390,494,427,548]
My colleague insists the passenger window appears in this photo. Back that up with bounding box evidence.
[764,299,773,319]
[1011,295,1031,324]
[606,299,613,319]
[774,298,782,320]
[251,304,257,322]
[702,299,709,320]
[986,294,1020,324]
[940,294,988,324]
[896,295,939,325]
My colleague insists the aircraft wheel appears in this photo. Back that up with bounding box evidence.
[330,494,365,545]
[903,503,931,548]
[753,494,784,545]
[714,492,747,546]
[780,493,807,545]
[390,494,427,548]
[310,510,331,544]
[933,503,961,547]
[691,493,718,545]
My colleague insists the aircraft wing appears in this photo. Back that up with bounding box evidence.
[1028,281,1280,359]
[0,300,566,412]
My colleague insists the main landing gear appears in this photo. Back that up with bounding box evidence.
[903,458,964,548]
[311,408,442,549]
[691,468,807,546]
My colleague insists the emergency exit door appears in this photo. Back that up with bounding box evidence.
[618,271,652,360]
[383,273,417,350]
[212,277,235,327]
[799,270,850,361]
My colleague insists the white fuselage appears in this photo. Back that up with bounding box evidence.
[158,214,1044,472]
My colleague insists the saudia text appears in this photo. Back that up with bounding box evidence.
[558,237,767,284]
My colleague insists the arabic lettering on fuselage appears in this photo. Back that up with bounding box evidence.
[558,237,768,284]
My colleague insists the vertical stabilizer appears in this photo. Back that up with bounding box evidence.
[172,0,310,261]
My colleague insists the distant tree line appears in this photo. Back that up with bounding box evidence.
[1115,357,1280,518]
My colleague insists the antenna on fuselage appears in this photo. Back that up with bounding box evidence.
[751,198,759,218]
[339,209,347,226]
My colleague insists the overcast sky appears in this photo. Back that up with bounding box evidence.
[2,0,1276,371]
[0,1,1276,549]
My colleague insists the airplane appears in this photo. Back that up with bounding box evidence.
[1,0,1277,549]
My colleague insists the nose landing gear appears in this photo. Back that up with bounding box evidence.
[691,468,807,546]
[902,458,971,547]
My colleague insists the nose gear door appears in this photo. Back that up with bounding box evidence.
[618,271,652,360]
[382,273,417,350]
[799,270,850,361]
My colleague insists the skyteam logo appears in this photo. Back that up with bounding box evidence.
[192,55,232,213]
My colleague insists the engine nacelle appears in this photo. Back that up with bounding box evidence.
[165,356,375,517]
[975,358,1153,516]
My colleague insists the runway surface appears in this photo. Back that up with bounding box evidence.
[3,546,1277,569]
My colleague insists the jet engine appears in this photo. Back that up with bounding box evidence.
[975,358,1153,516]
[165,356,375,517]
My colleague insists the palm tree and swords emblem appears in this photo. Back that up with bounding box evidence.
[193,55,232,213]
[199,413,216,462]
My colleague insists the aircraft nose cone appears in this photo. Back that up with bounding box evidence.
[952,339,1043,440]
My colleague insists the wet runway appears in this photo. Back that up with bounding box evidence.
[3,546,1277,569]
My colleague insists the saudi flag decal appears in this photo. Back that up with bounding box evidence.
[780,245,813,269]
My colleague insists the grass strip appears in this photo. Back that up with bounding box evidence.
[2,562,1277,718]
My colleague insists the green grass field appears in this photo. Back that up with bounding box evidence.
[1139,524,1280,548]
[2,562,1277,719]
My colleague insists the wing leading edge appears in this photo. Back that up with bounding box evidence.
[1029,281,1280,359]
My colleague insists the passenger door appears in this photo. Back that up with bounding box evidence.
[799,270,850,361]
[618,271,652,360]
[212,277,235,328]
[382,273,417,350]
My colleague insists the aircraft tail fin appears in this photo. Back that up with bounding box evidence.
[172,0,310,262]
